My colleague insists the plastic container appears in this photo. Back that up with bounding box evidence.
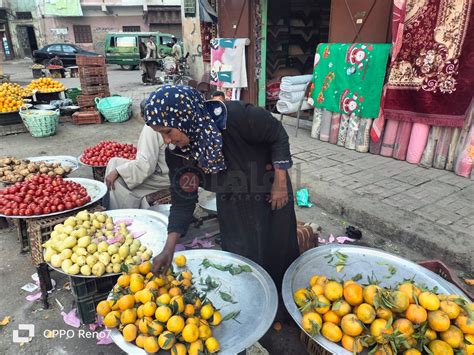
[70,274,119,299]
[66,88,82,104]
[76,291,110,324]
[95,96,132,123]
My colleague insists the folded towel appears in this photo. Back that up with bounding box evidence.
[281,74,313,85]
[280,83,307,92]
[279,90,305,103]
[276,99,311,114]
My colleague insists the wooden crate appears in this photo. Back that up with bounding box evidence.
[80,76,109,87]
[72,111,102,125]
[15,204,105,265]
[76,55,106,67]
[81,84,110,96]
[76,93,106,108]
[78,66,107,78]
[0,122,28,136]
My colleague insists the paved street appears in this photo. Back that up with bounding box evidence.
[0,60,472,354]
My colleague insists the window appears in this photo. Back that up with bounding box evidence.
[116,36,137,47]
[161,36,174,46]
[62,45,77,53]
[183,0,196,17]
[123,26,140,32]
[47,44,62,52]
[16,12,33,20]
[73,25,92,44]
[109,37,115,47]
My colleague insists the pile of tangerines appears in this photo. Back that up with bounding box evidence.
[294,275,474,355]
[97,255,222,354]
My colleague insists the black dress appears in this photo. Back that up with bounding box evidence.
[165,101,299,289]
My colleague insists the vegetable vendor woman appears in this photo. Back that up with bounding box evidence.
[145,85,299,288]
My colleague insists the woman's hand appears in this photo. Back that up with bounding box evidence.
[152,248,174,276]
[105,169,119,190]
[270,168,289,210]
[151,232,180,276]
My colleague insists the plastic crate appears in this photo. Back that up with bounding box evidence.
[80,76,108,87]
[76,291,110,324]
[70,274,119,299]
[66,88,82,104]
[72,111,102,125]
[78,66,107,78]
[76,55,106,67]
[418,260,473,301]
[24,204,105,265]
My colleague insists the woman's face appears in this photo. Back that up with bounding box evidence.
[153,126,190,148]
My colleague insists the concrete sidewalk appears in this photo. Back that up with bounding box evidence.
[284,120,473,271]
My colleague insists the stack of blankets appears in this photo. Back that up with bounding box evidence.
[276,74,312,114]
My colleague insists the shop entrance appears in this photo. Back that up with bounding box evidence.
[17,25,38,58]
[266,0,330,84]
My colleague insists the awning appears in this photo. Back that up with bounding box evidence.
[199,0,218,23]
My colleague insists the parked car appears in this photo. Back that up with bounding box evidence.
[104,32,181,70]
[33,44,99,67]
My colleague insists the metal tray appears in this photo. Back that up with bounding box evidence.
[78,154,106,168]
[0,178,107,219]
[282,245,469,355]
[26,155,80,173]
[110,249,278,355]
[46,209,169,278]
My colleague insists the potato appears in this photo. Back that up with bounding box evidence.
[0,171,3,177]
[40,167,49,173]
[63,166,72,174]
[54,167,65,176]
[48,171,55,177]
[52,163,59,168]
[20,169,30,177]
[27,164,38,173]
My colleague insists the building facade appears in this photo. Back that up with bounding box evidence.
[0,0,181,59]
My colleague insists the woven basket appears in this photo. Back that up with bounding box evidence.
[19,108,59,137]
[95,96,132,123]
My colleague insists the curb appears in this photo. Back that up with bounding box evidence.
[301,177,472,271]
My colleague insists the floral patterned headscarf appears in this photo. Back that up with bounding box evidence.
[144,85,227,174]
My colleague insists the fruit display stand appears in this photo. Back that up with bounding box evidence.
[46,209,169,323]
[282,245,471,355]
[109,249,279,354]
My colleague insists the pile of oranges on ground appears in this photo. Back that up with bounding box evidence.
[97,255,222,354]
[294,275,474,355]
[0,83,32,112]
[27,77,65,93]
